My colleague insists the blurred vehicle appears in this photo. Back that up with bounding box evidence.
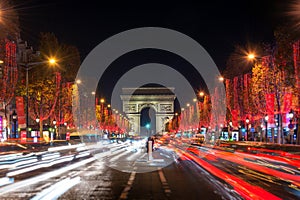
[70,132,80,140]
[191,134,205,145]
[48,140,70,146]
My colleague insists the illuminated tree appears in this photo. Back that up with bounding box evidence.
[16,32,80,140]
[249,62,270,116]
[0,39,18,118]
[0,1,19,138]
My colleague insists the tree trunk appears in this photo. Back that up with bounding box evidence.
[39,120,45,142]
[4,105,8,139]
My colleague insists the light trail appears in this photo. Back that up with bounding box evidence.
[0,157,96,195]
[31,176,81,200]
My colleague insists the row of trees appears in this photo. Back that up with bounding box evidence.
[18,33,81,137]
[0,0,20,138]
[0,15,81,139]
[166,25,300,144]
[95,103,131,133]
[225,25,299,143]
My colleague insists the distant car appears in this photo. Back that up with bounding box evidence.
[48,140,70,146]
[191,134,205,145]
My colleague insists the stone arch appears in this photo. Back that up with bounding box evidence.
[121,87,175,136]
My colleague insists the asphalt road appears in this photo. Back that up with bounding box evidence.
[0,140,299,199]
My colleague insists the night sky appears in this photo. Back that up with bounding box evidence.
[15,0,289,69]
[13,0,293,107]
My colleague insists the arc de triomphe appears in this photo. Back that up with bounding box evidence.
[120,87,175,135]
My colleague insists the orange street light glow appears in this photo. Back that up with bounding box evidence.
[247,53,255,60]
[49,58,56,64]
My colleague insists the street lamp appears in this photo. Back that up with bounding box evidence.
[264,115,269,143]
[19,58,57,138]
[218,76,224,82]
[199,91,204,97]
[12,110,17,138]
[288,110,294,144]
[247,53,256,60]
[245,118,249,141]
[53,119,57,140]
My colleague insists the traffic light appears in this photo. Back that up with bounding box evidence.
[146,123,150,129]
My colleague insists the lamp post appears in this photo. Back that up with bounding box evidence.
[198,91,205,131]
[53,119,57,140]
[19,58,56,138]
[288,110,294,144]
[35,118,40,134]
[245,118,249,141]
[100,98,105,129]
[12,110,17,138]
[264,115,269,143]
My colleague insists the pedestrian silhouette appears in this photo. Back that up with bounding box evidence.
[146,136,154,153]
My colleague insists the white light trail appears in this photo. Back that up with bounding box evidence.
[47,143,85,152]
[31,176,80,200]
[6,155,74,177]
[0,157,96,195]
[0,177,14,187]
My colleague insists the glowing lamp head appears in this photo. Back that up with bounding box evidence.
[49,58,56,64]
[245,118,249,124]
[264,115,269,121]
[288,110,294,119]
[247,53,255,60]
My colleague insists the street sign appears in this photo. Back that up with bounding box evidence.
[288,124,294,129]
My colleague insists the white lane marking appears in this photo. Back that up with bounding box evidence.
[158,168,171,195]
[119,167,137,200]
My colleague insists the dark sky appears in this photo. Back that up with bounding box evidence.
[12,0,294,113]
[15,0,289,70]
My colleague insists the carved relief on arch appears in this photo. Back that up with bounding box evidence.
[138,103,158,112]
[159,104,173,112]
[124,104,137,112]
